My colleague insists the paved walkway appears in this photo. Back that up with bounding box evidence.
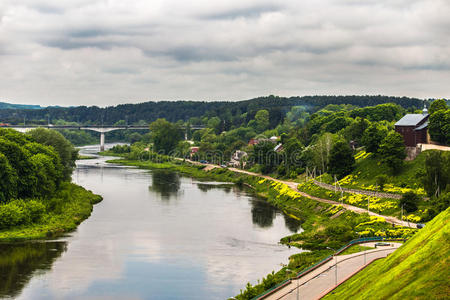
[182,160,416,228]
[263,243,401,300]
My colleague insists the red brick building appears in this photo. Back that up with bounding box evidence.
[394,108,429,147]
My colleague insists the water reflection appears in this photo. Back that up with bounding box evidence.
[197,183,233,193]
[250,199,277,228]
[283,215,302,232]
[0,242,67,298]
[148,169,182,200]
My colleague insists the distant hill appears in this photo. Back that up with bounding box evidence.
[323,206,450,299]
[0,95,424,125]
[0,102,42,110]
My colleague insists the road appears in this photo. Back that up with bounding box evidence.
[263,243,401,300]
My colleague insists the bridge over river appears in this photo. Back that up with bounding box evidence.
[6,124,205,151]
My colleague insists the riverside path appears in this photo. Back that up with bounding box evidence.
[263,242,401,300]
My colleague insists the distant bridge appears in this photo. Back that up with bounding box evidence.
[5,125,205,151]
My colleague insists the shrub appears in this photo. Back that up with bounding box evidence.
[0,202,26,229]
[399,191,420,213]
[375,175,389,191]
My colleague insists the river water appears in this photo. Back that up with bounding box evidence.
[0,144,302,300]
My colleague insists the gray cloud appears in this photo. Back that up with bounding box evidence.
[0,0,449,106]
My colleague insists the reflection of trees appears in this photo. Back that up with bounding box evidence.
[250,199,276,228]
[148,170,181,200]
[283,215,302,233]
[0,241,67,298]
[197,183,232,193]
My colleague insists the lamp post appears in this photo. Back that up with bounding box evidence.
[285,268,299,300]
[327,247,338,286]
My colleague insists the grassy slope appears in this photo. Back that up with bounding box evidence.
[324,207,450,300]
[344,151,427,190]
[0,183,102,241]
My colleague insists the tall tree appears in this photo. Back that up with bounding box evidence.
[254,110,270,133]
[361,124,388,153]
[28,128,78,180]
[329,140,355,179]
[149,119,182,154]
[428,99,448,115]
[422,150,450,197]
[378,132,406,173]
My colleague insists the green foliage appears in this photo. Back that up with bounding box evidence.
[428,108,450,145]
[28,128,78,180]
[328,140,355,179]
[375,174,388,191]
[0,183,102,241]
[400,191,420,213]
[428,99,448,115]
[0,153,18,203]
[422,150,450,197]
[379,131,406,173]
[361,123,388,153]
[253,109,270,132]
[249,141,279,174]
[149,118,182,154]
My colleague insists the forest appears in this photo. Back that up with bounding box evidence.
[0,128,101,238]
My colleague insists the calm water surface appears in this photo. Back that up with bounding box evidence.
[0,145,303,300]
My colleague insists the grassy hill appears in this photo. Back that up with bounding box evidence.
[323,206,450,299]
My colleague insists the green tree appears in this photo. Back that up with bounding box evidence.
[283,137,304,175]
[254,110,270,132]
[361,124,388,153]
[428,109,450,145]
[399,191,420,213]
[28,128,78,180]
[329,140,355,179]
[422,150,450,197]
[0,153,18,203]
[428,99,448,115]
[250,141,278,174]
[378,132,406,173]
[0,137,37,198]
[375,175,389,191]
[149,119,182,154]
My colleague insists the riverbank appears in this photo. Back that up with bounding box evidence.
[106,158,416,299]
[0,183,102,241]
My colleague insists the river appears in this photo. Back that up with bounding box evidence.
[0,144,303,300]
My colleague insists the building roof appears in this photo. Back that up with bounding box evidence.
[414,121,428,131]
[395,114,428,126]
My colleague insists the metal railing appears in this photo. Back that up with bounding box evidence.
[252,236,405,300]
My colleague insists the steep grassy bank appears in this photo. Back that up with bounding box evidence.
[0,183,102,241]
[323,207,450,299]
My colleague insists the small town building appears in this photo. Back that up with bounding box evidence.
[394,107,429,147]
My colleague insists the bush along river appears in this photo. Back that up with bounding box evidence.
[0,144,302,300]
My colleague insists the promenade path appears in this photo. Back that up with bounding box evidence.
[183,160,415,228]
[264,242,401,300]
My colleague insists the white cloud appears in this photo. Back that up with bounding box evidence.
[0,0,449,106]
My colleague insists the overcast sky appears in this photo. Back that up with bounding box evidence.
[1,0,449,106]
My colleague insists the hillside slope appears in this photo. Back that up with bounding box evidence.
[323,207,450,299]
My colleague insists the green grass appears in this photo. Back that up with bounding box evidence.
[323,207,450,300]
[324,151,428,194]
[77,155,96,160]
[338,245,374,256]
[0,183,102,241]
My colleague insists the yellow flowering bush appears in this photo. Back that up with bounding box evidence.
[402,214,421,222]
[354,151,371,160]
